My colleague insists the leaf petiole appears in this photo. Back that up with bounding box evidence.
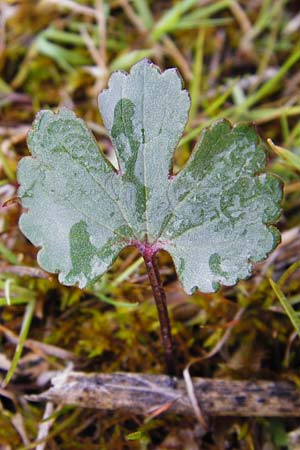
[142,249,175,375]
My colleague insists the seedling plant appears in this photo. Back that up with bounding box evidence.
[18,60,282,373]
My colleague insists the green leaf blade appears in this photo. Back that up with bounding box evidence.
[98,59,190,241]
[18,109,131,287]
[18,60,282,294]
[161,120,282,293]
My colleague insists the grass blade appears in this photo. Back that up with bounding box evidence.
[268,139,300,172]
[2,299,36,386]
[269,278,300,337]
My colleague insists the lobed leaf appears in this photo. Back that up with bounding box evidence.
[18,59,282,293]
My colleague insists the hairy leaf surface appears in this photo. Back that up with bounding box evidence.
[18,60,282,293]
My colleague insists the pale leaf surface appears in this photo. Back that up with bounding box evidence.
[18,60,282,292]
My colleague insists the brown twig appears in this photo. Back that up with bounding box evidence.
[28,371,300,418]
[0,264,51,279]
[0,325,76,364]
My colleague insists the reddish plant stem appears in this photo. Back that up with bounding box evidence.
[142,250,175,375]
